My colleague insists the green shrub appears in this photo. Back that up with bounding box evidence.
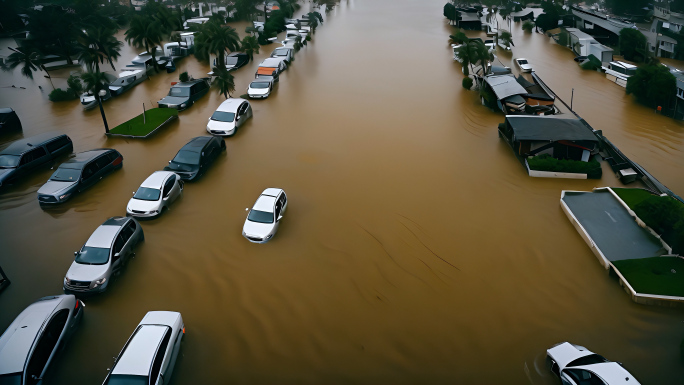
[580,54,602,71]
[522,20,534,33]
[462,77,473,90]
[66,75,83,96]
[48,88,77,102]
[527,154,602,178]
[633,195,684,254]
[179,72,189,82]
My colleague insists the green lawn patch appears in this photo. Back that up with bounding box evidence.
[613,257,684,297]
[527,154,602,179]
[108,108,178,138]
[612,188,656,209]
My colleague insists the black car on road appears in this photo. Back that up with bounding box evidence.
[0,132,73,189]
[157,78,210,111]
[37,149,123,205]
[164,136,225,181]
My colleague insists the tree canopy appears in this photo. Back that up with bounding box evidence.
[619,28,647,62]
[626,63,677,109]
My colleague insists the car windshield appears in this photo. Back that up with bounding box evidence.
[226,57,238,65]
[211,111,236,122]
[75,246,110,265]
[274,49,288,56]
[134,187,161,201]
[168,87,191,97]
[257,75,275,81]
[566,354,608,368]
[50,168,81,182]
[106,375,149,385]
[173,150,201,165]
[0,373,21,385]
[518,59,528,64]
[251,82,270,89]
[248,210,274,224]
[0,155,19,168]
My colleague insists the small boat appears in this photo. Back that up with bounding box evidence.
[108,68,148,96]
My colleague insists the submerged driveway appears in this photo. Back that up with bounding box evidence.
[562,189,666,261]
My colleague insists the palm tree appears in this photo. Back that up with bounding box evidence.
[279,0,300,17]
[455,44,474,76]
[293,35,304,52]
[82,27,123,71]
[307,11,324,34]
[449,29,469,45]
[212,67,235,99]
[76,41,104,73]
[125,16,164,72]
[194,21,240,68]
[81,71,111,133]
[499,31,514,49]
[241,35,260,63]
[2,46,55,89]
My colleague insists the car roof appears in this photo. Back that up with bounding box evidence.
[572,362,639,384]
[217,98,246,112]
[0,296,66,375]
[60,149,112,170]
[0,108,14,114]
[254,195,277,212]
[548,342,595,369]
[262,188,282,197]
[0,132,67,155]
[181,136,212,153]
[85,224,122,248]
[141,171,173,188]
[112,325,168,376]
[227,52,247,58]
[172,79,204,88]
[260,58,284,66]
[140,311,181,327]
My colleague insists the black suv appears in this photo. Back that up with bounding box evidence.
[157,78,210,111]
[164,136,225,181]
[0,132,73,188]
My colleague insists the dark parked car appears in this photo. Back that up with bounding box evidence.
[0,132,73,188]
[163,136,225,181]
[0,295,84,385]
[0,108,22,133]
[222,52,249,72]
[37,149,123,205]
[157,78,210,110]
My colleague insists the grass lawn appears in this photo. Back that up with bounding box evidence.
[109,108,178,137]
[613,257,684,297]
[612,187,656,209]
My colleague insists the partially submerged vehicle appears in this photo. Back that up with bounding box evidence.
[547,342,641,385]
[207,98,253,136]
[601,61,637,88]
[64,217,144,295]
[157,78,210,110]
[0,132,73,189]
[102,311,184,385]
[209,52,249,76]
[259,57,288,73]
[108,69,148,96]
[255,67,280,82]
[183,17,209,29]
[127,171,183,218]
[164,136,226,181]
[37,149,123,205]
[243,188,288,244]
[248,78,275,99]
[0,295,84,385]
[270,47,294,63]
[0,108,22,133]
[515,58,533,73]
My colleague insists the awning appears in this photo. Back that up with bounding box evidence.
[506,115,598,142]
[256,67,276,75]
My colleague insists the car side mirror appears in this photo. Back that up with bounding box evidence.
[278,215,283,221]
[168,160,172,164]
[113,252,120,260]
[245,208,249,211]
[74,251,78,256]
[132,191,136,195]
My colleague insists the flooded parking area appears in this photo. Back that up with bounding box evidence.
[1,0,683,384]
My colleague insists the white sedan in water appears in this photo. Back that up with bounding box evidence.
[242,188,288,243]
[127,171,183,218]
[547,342,640,385]
[206,98,253,137]
[247,79,274,99]
[515,58,533,73]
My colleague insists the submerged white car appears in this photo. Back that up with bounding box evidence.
[547,342,640,385]
[247,79,274,99]
[243,188,288,243]
[206,98,253,136]
[127,171,183,218]
[515,58,533,73]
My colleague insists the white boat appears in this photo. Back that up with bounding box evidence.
[108,68,148,96]
[601,61,636,87]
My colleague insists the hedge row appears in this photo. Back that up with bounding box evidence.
[527,154,602,179]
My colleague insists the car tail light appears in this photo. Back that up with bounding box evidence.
[182,327,185,334]
[112,156,123,166]
[74,301,80,310]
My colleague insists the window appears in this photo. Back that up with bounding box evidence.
[50,168,81,182]
[134,187,161,201]
[162,176,175,197]
[210,111,235,122]
[45,137,70,154]
[280,194,286,207]
[75,247,110,265]
[95,155,111,170]
[172,150,201,165]
[19,147,48,166]
[150,330,172,383]
[566,354,607,368]
[25,310,69,385]
[112,235,125,255]
[564,369,606,385]
[0,155,20,168]
[248,210,274,224]
[121,221,136,242]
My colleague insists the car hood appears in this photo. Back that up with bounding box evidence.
[158,96,188,106]
[66,260,109,281]
[547,342,595,370]
[165,162,198,173]
[0,168,15,183]
[243,220,275,238]
[249,87,270,95]
[38,180,78,195]
[207,119,235,131]
[127,198,161,212]
[572,363,640,384]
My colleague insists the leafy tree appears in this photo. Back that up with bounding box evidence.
[212,67,235,98]
[314,0,339,13]
[535,13,558,32]
[241,35,260,62]
[81,27,123,71]
[307,12,324,34]
[25,5,79,65]
[193,21,241,68]
[279,0,300,18]
[179,71,189,82]
[234,0,259,20]
[619,28,648,62]
[293,35,304,52]
[81,71,111,133]
[125,16,165,72]
[462,77,474,90]
[67,74,83,95]
[606,0,649,16]
[2,46,43,81]
[522,20,534,33]
[499,31,513,48]
[449,29,469,45]
[626,63,676,109]
[455,39,491,77]
[444,3,457,25]
[76,41,105,72]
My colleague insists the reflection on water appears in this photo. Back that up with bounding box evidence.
[1,1,683,384]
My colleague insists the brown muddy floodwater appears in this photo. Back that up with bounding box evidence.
[1,1,684,384]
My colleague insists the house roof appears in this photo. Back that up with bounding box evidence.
[506,115,598,142]
[484,75,528,100]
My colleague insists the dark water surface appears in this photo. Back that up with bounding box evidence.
[1,0,683,384]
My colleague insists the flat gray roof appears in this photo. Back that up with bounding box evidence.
[562,190,667,262]
[505,115,598,142]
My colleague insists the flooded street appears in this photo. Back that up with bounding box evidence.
[1,0,684,383]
